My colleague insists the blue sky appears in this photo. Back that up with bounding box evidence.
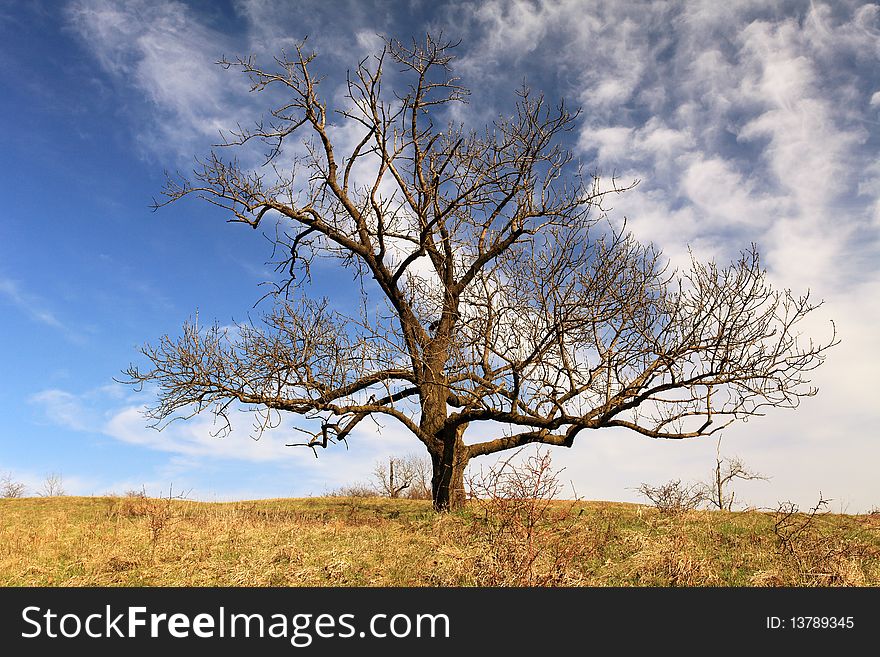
[1,0,878,511]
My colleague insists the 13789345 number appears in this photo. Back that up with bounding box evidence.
[789,617,854,629]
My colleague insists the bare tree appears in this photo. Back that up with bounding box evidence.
[373,453,432,499]
[373,456,410,498]
[124,35,836,511]
[401,452,432,500]
[704,437,768,511]
[1,473,27,498]
[38,472,66,497]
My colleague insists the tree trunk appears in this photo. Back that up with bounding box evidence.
[419,352,468,511]
[430,436,468,512]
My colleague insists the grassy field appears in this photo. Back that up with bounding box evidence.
[1,495,877,586]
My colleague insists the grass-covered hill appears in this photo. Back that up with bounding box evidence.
[1,495,877,586]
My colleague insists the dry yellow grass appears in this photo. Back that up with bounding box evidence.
[0,496,877,586]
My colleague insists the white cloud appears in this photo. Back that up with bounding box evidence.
[579,126,632,162]
[28,389,94,432]
[736,27,863,212]
[464,0,566,64]
[103,404,300,463]
[66,0,250,158]
[235,0,388,53]
[679,156,777,229]
[637,119,694,161]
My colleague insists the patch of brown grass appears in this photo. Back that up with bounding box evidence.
[625,527,718,586]
[0,496,877,586]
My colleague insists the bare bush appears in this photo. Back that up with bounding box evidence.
[773,494,831,556]
[636,480,706,514]
[1,473,26,498]
[771,494,874,586]
[111,485,190,558]
[466,448,588,586]
[146,488,184,552]
[325,483,378,498]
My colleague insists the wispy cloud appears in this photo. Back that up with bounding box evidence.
[66,0,251,159]
[0,277,84,342]
[103,404,299,463]
[28,381,403,468]
[28,389,95,432]
[0,278,64,329]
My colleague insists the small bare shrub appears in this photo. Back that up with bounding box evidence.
[636,479,705,514]
[466,448,588,586]
[772,494,873,586]
[773,495,830,556]
[325,483,378,498]
[109,487,150,518]
[111,485,190,558]
[1,473,27,498]
[146,486,192,557]
[636,439,768,514]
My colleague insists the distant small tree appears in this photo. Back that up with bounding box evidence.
[402,453,433,500]
[1,473,26,498]
[373,453,432,499]
[38,472,66,497]
[704,438,768,511]
[125,34,836,511]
